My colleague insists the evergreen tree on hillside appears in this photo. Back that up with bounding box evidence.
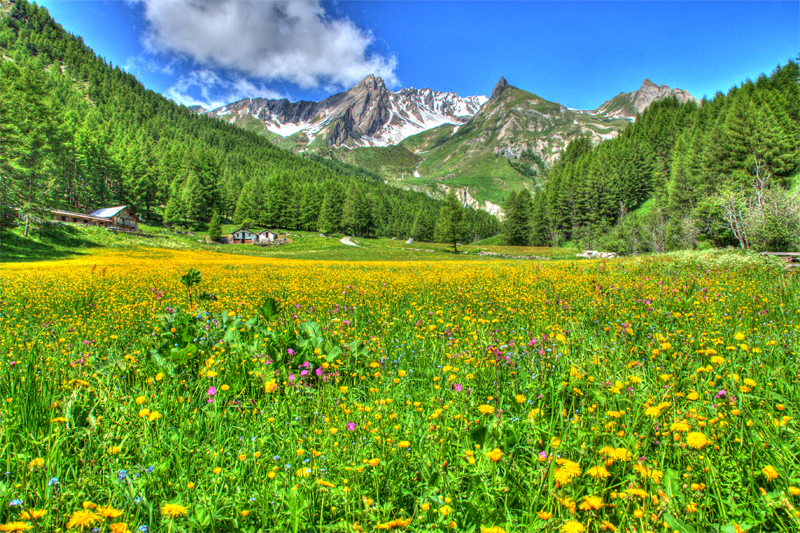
[0,0,501,241]
[503,189,533,246]
[436,190,470,253]
[208,209,221,242]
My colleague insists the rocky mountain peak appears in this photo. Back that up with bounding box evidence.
[593,79,699,119]
[491,77,509,100]
[355,74,385,92]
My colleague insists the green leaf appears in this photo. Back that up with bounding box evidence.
[664,514,697,533]
[470,425,488,447]
[663,468,680,499]
[258,298,281,322]
[180,268,202,288]
[325,346,342,363]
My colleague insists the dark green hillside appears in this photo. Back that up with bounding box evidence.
[534,60,800,252]
[0,0,499,241]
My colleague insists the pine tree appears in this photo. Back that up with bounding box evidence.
[208,209,221,242]
[436,190,470,253]
[503,189,534,246]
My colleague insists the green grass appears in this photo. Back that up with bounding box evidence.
[2,248,798,532]
[342,145,423,181]
[2,223,579,264]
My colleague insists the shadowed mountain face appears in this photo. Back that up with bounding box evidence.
[203,75,487,148]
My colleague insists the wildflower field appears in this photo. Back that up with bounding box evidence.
[1,250,799,533]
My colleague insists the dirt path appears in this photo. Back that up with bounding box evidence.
[340,236,360,247]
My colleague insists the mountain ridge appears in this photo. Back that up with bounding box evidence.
[204,75,699,215]
[200,74,488,149]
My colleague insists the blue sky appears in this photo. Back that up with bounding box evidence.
[38,1,799,110]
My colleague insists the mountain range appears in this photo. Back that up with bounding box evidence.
[197,75,698,214]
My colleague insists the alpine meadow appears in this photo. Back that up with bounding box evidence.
[1,1,799,533]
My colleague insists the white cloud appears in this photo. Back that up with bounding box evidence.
[164,68,286,110]
[137,0,398,89]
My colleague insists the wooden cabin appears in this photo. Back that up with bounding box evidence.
[51,209,113,228]
[89,206,139,232]
[230,227,258,244]
[257,230,278,244]
[52,205,138,233]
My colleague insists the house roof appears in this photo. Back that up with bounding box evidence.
[51,209,110,223]
[89,206,129,218]
[257,229,277,235]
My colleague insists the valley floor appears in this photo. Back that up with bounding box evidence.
[1,237,798,533]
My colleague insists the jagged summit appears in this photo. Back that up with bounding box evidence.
[491,76,509,100]
[593,79,699,119]
[202,76,487,148]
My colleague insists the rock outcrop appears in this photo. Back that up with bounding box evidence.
[593,79,699,119]
[491,76,509,100]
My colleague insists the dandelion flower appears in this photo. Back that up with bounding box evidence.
[554,459,581,486]
[762,465,779,481]
[161,503,188,518]
[478,404,495,415]
[27,458,45,470]
[560,521,586,533]
[644,402,670,418]
[486,448,504,462]
[23,510,46,520]
[610,448,631,462]
[97,507,124,519]
[670,420,690,432]
[586,466,610,478]
[481,527,507,533]
[625,488,648,499]
[686,432,710,450]
[67,510,102,530]
[109,524,131,533]
[0,523,33,532]
[578,495,604,511]
[375,518,412,530]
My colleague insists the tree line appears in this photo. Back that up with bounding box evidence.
[502,59,800,252]
[0,0,500,242]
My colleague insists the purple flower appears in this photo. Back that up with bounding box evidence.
[289,374,296,382]
[453,383,463,393]
[346,422,356,431]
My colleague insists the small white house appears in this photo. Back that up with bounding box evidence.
[257,230,278,244]
[230,227,257,244]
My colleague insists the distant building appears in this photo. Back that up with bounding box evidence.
[257,230,278,244]
[51,205,138,233]
[229,227,258,244]
[89,206,139,232]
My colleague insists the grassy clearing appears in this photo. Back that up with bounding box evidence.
[1,247,798,532]
[1,225,577,264]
